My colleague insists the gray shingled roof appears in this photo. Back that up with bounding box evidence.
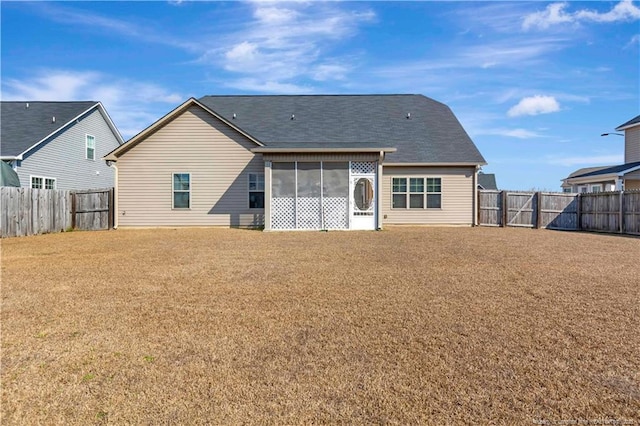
[1,101,98,157]
[571,161,640,178]
[616,114,640,130]
[198,95,486,164]
[566,165,610,179]
[477,173,497,190]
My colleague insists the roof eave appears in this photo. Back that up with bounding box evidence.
[251,147,397,154]
[384,161,486,166]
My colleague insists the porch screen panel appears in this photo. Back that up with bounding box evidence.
[297,162,321,229]
[272,162,296,229]
[322,162,349,229]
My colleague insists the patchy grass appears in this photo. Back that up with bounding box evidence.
[1,227,639,425]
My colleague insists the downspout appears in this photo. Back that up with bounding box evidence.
[473,166,479,226]
[110,162,119,229]
[377,151,384,230]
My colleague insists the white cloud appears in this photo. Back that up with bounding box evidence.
[523,1,640,30]
[546,154,624,167]
[479,128,542,139]
[1,69,183,139]
[223,78,313,94]
[626,34,640,48]
[508,95,560,117]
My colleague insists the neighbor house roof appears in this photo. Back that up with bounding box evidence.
[477,173,497,190]
[0,101,123,158]
[565,166,611,179]
[616,114,640,131]
[569,161,640,179]
[197,94,486,164]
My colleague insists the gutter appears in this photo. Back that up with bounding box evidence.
[251,147,397,154]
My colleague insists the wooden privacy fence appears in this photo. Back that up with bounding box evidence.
[478,190,640,235]
[1,187,114,238]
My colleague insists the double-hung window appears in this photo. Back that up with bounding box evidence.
[30,176,56,189]
[392,177,442,209]
[248,173,265,209]
[86,134,96,160]
[172,173,191,209]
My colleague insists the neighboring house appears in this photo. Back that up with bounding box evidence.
[562,114,640,193]
[105,95,486,231]
[0,101,124,190]
[477,173,498,190]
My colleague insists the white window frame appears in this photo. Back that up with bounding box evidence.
[86,134,96,160]
[248,173,265,209]
[391,176,442,209]
[30,175,56,189]
[590,184,602,193]
[172,172,191,209]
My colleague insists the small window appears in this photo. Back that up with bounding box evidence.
[30,176,56,189]
[173,173,190,209]
[591,185,601,193]
[249,173,265,209]
[31,176,43,189]
[86,134,96,160]
[563,188,572,193]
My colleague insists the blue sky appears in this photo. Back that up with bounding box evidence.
[2,1,639,190]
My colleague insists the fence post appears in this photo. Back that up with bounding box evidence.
[108,188,114,230]
[71,192,76,230]
[535,192,542,229]
[576,193,581,231]
[501,191,507,227]
[619,190,624,234]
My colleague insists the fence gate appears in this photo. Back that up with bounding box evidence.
[71,188,114,231]
[506,192,536,228]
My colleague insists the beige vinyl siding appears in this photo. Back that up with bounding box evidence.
[382,166,475,225]
[624,179,640,190]
[624,127,640,163]
[16,108,119,190]
[117,105,264,227]
[263,153,379,162]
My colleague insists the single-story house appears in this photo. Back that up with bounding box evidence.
[0,101,124,190]
[562,114,640,192]
[104,94,486,231]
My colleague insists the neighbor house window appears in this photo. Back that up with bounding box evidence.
[86,134,96,160]
[591,185,602,193]
[172,173,190,209]
[563,187,573,193]
[248,173,265,209]
[30,176,56,189]
[392,177,442,209]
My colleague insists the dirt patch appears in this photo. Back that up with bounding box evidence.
[1,227,639,424]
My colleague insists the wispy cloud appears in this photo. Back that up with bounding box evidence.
[523,1,640,31]
[477,128,543,139]
[1,70,183,138]
[508,95,560,117]
[546,154,624,167]
[201,2,375,91]
[33,3,196,51]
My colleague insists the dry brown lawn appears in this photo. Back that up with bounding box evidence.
[1,227,639,425]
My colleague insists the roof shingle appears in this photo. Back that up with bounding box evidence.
[198,94,486,164]
[1,101,98,157]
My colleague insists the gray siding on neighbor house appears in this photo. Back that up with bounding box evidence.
[116,105,265,227]
[15,108,119,190]
[625,127,640,163]
[382,166,476,225]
